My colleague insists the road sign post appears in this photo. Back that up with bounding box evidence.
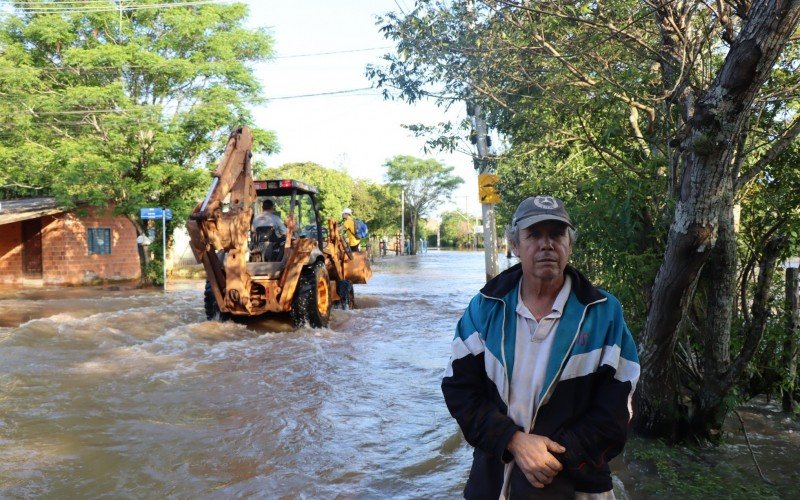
[162,210,166,290]
[140,207,172,291]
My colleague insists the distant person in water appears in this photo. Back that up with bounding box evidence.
[341,208,360,252]
[442,195,640,499]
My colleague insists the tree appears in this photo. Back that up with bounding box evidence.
[384,155,463,254]
[0,0,277,279]
[350,179,402,238]
[636,1,800,440]
[440,209,475,248]
[370,1,800,441]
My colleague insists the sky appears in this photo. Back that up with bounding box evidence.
[242,0,482,218]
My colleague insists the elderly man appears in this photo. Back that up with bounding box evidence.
[442,196,640,499]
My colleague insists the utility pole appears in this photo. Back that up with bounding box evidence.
[471,102,499,281]
[400,189,405,255]
[466,0,499,282]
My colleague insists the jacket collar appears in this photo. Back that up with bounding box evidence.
[480,263,604,305]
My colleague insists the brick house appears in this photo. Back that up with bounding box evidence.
[0,197,141,285]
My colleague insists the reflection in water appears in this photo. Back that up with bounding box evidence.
[0,250,797,497]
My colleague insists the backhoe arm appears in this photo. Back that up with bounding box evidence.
[187,126,256,314]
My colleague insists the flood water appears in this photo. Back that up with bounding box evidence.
[1,250,798,498]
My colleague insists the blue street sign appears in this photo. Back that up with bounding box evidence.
[140,207,163,220]
[164,209,173,220]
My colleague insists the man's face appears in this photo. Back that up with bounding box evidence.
[513,221,572,283]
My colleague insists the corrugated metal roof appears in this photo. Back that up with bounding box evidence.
[0,197,65,225]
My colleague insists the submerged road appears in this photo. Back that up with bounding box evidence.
[0,250,491,497]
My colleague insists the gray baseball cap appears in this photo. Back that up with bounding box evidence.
[512,196,573,230]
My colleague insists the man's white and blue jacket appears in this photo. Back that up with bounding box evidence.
[442,264,640,499]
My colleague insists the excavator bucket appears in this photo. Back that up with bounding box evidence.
[344,251,372,284]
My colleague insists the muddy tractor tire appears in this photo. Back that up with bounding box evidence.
[204,280,231,322]
[292,261,331,328]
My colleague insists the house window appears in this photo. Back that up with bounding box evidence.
[87,228,112,255]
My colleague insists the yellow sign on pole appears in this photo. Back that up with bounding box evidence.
[478,173,501,204]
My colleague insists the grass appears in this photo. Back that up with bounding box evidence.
[620,435,785,499]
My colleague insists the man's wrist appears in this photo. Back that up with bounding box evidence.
[500,426,524,463]
[507,430,523,454]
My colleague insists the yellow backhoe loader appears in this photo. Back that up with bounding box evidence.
[186,126,371,327]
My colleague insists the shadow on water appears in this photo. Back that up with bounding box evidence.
[0,250,796,498]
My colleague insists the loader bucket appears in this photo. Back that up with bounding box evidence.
[344,251,372,284]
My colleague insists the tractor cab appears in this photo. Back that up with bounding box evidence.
[250,179,324,262]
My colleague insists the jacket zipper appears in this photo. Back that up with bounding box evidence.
[528,297,606,432]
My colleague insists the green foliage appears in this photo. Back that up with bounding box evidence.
[0,0,277,233]
[350,179,401,237]
[440,209,475,248]
[144,259,164,286]
[371,1,675,320]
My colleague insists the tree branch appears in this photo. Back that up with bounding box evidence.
[726,231,788,389]
[735,115,800,191]
[491,0,665,61]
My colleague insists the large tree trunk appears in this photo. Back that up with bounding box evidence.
[691,194,736,439]
[783,266,799,413]
[635,1,800,440]
[694,231,785,442]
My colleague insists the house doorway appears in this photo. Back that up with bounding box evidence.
[21,218,43,279]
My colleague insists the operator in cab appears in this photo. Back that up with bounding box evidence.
[253,199,286,237]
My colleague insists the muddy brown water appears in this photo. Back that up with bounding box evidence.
[1,250,798,498]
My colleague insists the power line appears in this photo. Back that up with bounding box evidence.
[275,46,392,59]
[0,0,230,15]
[3,0,229,8]
[0,87,383,115]
[264,87,378,100]
[0,45,393,75]
[6,0,123,5]
[8,0,127,4]
[10,109,130,115]
[0,63,228,73]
